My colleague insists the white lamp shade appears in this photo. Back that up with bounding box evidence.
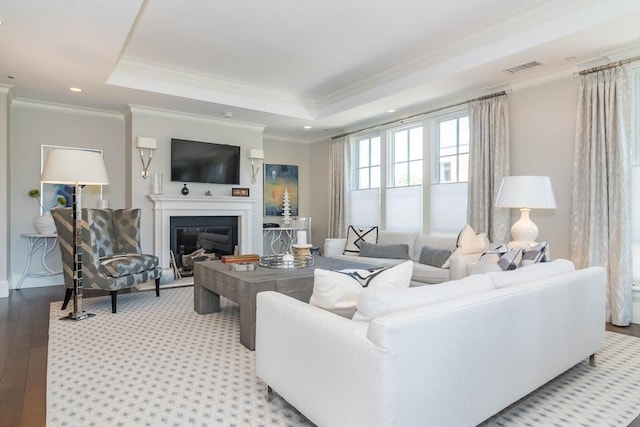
[495,176,557,209]
[41,149,109,185]
[248,148,264,160]
[136,137,157,149]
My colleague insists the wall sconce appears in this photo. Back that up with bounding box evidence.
[248,148,264,184]
[136,137,157,179]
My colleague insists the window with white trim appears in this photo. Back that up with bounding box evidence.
[436,115,469,183]
[348,108,469,234]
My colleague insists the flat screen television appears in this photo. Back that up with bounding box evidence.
[171,139,240,184]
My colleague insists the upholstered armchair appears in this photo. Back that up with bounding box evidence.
[52,208,161,313]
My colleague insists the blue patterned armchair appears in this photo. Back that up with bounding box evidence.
[52,208,161,312]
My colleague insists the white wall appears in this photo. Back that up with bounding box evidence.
[127,107,266,258]
[509,77,579,260]
[8,101,125,289]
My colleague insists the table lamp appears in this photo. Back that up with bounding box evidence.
[41,148,109,321]
[495,176,557,248]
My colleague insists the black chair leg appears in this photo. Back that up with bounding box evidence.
[155,278,160,297]
[110,291,117,313]
[61,288,73,310]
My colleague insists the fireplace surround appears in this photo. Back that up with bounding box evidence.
[147,195,256,269]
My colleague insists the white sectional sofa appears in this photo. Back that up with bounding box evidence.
[324,231,480,285]
[256,261,606,427]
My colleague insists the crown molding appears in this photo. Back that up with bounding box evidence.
[10,98,123,119]
[127,105,267,132]
[110,58,316,120]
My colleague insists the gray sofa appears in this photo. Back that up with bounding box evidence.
[323,231,482,285]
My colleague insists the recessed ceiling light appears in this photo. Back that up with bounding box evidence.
[387,109,396,113]
[69,87,82,93]
[303,125,312,129]
[223,111,233,118]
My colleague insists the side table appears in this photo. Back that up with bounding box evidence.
[17,232,61,289]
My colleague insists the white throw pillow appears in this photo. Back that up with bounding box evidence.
[353,274,495,321]
[343,225,379,256]
[486,259,575,289]
[309,260,413,318]
[442,224,488,268]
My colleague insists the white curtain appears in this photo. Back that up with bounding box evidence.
[328,137,350,238]
[467,94,510,243]
[571,66,633,326]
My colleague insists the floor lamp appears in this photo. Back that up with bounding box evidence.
[41,149,109,321]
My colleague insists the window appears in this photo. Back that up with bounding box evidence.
[356,136,380,189]
[390,126,423,187]
[436,116,469,183]
[348,109,469,234]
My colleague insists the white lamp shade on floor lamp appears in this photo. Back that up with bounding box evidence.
[495,176,557,247]
[41,148,109,321]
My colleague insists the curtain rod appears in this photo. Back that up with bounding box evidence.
[330,90,508,140]
[578,55,640,76]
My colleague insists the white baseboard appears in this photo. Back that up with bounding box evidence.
[633,288,640,325]
[10,273,63,290]
[0,280,8,298]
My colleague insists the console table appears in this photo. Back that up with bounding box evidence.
[17,232,61,289]
[262,227,305,255]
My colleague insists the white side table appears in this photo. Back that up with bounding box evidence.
[263,227,305,255]
[17,232,61,289]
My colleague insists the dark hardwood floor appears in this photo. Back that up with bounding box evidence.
[1,285,638,427]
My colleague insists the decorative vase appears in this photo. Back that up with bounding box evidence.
[34,211,56,234]
[181,183,190,195]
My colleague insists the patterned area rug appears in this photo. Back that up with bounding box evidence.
[47,287,640,427]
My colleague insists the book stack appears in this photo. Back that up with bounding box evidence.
[221,254,261,264]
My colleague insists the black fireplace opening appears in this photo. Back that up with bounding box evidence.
[170,216,238,269]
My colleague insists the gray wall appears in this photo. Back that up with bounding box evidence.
[8,102,125,288]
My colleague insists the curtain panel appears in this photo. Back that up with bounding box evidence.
[328,137,350,238]
[467,94,511,243]
[571,66,633,326]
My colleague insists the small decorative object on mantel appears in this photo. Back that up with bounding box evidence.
[181,183,189,195]
[232,187,250,197]
[204,190,212,196]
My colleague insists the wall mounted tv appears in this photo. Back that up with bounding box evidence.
[171,139,240,185]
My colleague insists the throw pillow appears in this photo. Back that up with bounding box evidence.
[486,259,575,289]
[343,225,379,256]
[309,260,413,318]
[358,242,410,260]
[442,224,488,268]
[353,274,495,321]
[418,246,452,268]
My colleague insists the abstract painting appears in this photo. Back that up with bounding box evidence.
[264,164,298,217]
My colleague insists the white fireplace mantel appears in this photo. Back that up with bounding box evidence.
[147,194,256,269]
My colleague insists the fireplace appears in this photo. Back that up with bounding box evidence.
[147,195,256,270]
[170,216,238,268]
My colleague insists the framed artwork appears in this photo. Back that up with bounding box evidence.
[40,145,103,214]
[264,164,298,216]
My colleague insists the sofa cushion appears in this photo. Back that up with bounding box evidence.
[353,274,495,321]
[486,259,575,289]
[309,260,413,318]
[411,262,451,284]
[442,224,488,268]
[343,225,379,256]
[359,242,410,260]
[377,231,418,257]
[412,235,456,260]
[418,246,452,268]
[99,253,159,278]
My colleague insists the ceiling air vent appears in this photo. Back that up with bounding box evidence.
[503,61,543,74]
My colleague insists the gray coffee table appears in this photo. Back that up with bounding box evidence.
[194,256,374,350]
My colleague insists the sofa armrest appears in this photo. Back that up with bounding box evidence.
[256,291,384,427]
[324,238,346,257]
[449,253,482,280]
